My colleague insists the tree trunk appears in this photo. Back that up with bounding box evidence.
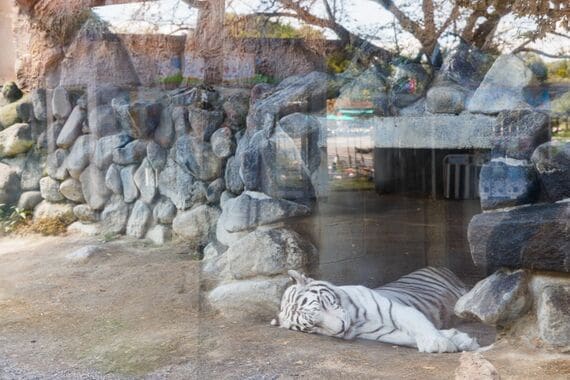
[193,0,225,84]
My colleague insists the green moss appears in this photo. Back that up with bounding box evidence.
[159,73,184,87]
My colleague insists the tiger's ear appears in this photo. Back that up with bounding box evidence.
[288,270,313,286]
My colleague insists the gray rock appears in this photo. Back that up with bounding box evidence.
[16,100,34,123]
[240,128,315,201]
[189,108,224,142]
[531,141,570,202]
[153,197,176,224]
[201,241,229,288]
[247,71,330,131]
[46,148,68,181]
[494,110,550,160]
[455,269,530,326]
[455,352,500,380]
[174,135,222,182]
[73,204,99,224]
[147,141,167,171]
[128,101,162,139]
[20,150,45,191]
[191,181,208,205]
[56,106,86,148]
[468,54,536,114]
[120,164,139,203]
[279,112,321,172]
[0,123,33,157]
[222,91,250,130]
[208,277,290,321]
[65,245,103,263]
[89,85,129,108]
[335,66,389,115]
[52,86,72,120]
[157,158,194,209]
[225,156,244,194]
[126,200,152,238]
[93,133,132,169]
[146,224,172,245]
[226,228,316,280]
[105,164,123,195]
[438,42,494,90]
[39,176,64,202]
[67,221,102,236]
[468,202,569,273]
[65,135,97,178]
[33,201,75,221]
[133,158,157,203]
[154,106,175,148]
[38,121,63,152]
[172,106,188,138]
[426,85,466,114]
[391,63,431,108]
[112,139,147,165]
[31,88,47,121]
[538,285,570,347]
[172,204,220,248]
[211,127,234,158]
[220,191,310,232]
[216,220,248,247]
[59,178,85,203]
[479,158,538,211]
[250,83,274,106]
[88,105,120,138]
[100,195,130,234]
[17,191,42,210]
[80,164,111,210]
[2,82,23,103]
[207,178,225,204]
[220,190,235,209]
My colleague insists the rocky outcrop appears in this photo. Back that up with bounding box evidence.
[531,141,570,202]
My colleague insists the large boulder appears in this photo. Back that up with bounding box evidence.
[100,195,130,235]
[425,85,466,114]
[468,202,569,273]
[39,176,64,202]
[0,163,21,205]
[220,191,310,233]
[494,110,550,160]
[438,42,494,90]
[17,191,43,210]
[104,164,122,195]
[153,197,177,224]
[146,141,167,171]
[80,164,112,210]
[224,156,244,194]
[20,150,44,191]
[51,86,72,121]
[172,205,220,247]
[173,135,222,182]
[59,178,85,203]
[208,277,290,321]
[127,101,163,139]
[334,66,388,115]
[93,133,132,169]
[31,88,47,121]
[126,200,152,238]
[154,105,175,148]
[157,158,194,209]
[0,100,22,130]
[112,139,147,165]
[56,105,86,149]
[537,284,570,347]
[189,108,224,142]
[479,158,538,211]
[210,127,234,158]
[226,228,317,280]
[120,164,139,203]
[0,123,33,157]
[239,127,315,201]
[455,269,530,326]
[88,105,120,138]
[133,158,157,204]
[222,91,250,130]
[390,62,431,108]
[146,224,172,245]
[247,71,330,131]
[531,141,570,202]
[64,135,97,178]
[33,201,75,221]
[46,149,68,181]
[73,204,100,224]
[279,112,321,173]
[2,82,23,103]
[468,54,537,114]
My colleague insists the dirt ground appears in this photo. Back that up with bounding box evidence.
[0,234,569,379]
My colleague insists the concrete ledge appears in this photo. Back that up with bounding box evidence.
[374,114,496,149]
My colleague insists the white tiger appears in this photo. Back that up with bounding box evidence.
[271,267,479,353]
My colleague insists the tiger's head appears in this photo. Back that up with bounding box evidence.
[270,270,350,338]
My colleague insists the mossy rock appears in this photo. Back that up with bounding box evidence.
[0,94,30,130]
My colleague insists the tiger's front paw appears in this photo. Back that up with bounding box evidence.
[441,329,480,352]
[416,334,458,353]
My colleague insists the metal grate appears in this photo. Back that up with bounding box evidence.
[443,154,486,200]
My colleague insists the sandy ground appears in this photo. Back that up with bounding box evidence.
[0,234,569,379]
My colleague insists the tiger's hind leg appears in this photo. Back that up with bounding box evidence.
[440,329,479,351]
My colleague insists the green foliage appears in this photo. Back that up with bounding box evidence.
[160,73,184,87]
[547,60,570,80]
[0,204,31,233]
[246,74,276,85]
[227,14,324,40]
[326,50,352,74]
